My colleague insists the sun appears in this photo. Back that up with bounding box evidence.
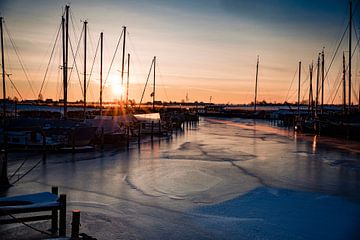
[112,83,124,98]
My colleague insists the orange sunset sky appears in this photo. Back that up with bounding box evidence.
[1,0,360,104]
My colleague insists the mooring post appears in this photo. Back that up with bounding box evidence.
[42,132,46,164]
[101,127,104,151]
[158,120,161,136]
[151,121,154,141]
[59,194,67,237]
[51,186,59,233]
[71,129,75,154]
[71,210,80,239]
[137,124,141,145]
[126,125,130,149]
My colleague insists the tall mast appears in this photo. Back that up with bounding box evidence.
[83,20,87,118]
[309,63,313,115]
[153,56,156,112]
[63,5,69,119]
[321,49,325,114]
[100,32,103,116]
[297,61,301,116]
[1,17,5,119]
[254,56,259,111]
[121,26,126,103]
[0,16,9,186]
[315,54,320,116]
[348,0,352,112]
[343,52,346,114]
[126,53,130,108]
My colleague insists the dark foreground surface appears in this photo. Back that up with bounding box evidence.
[1,117,360,239]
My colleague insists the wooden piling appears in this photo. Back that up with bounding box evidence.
[138,124,141,145]
[101,127,104,151]
[151,121,154,141]
[158,120,161,136]
[71,129,75,154]
[71,210,80,239]
[51,186,58,233]
[59,194,66,237]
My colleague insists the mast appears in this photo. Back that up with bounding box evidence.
[121,26,126,103]
[298,61,301,116]
[343,52,346,114]
[321,49,325,114]
[1,17,5,119]
[315,54,320,116]
[254,56,259,111]
[153,56,156,112]
[126,53,130,108]
[63,5,69,119]
[348,0,352,112]
[0,16,9,186]
[83,20,87,118]
[309,63,313,116]
[100,32,103,116]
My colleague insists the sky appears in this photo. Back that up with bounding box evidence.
[0,0,359,104]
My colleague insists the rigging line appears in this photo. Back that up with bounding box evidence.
[325,0,360,98]
[327,67,342,103]
[87,33,100,91]
[7,73,24,100]
[11,159,42,185]
[331,79,343,104]
[39,22,62,96]
[156,61,169,102]
[284,67,298,103]
[68,24,84,95]
[68,36,84,96]
[327,38,360,103]
[138,59,154,109]
[8,157,27,180]
[103,29,124,89]
[4,23,36,98]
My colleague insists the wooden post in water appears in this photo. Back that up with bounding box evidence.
[71,210,80,239]
[83,20,87,119]
[297,61,301,116]
[100,127,104,151]
[100,32,103,116]
[72,129,75,154]
[42,131,46,163]
[158,120,161,136]
[151,121,154,141]
[254,56,259,112]
[51,186,58,233]
[126,125,130,149]
[59,194,67,237]
[138,124,141,145]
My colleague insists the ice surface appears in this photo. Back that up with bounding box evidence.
[191,187,360,240]
[1,117,360,239]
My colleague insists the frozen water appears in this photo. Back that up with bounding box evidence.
[1,117,360,239]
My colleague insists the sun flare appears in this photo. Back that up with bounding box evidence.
[112,83,124,98]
